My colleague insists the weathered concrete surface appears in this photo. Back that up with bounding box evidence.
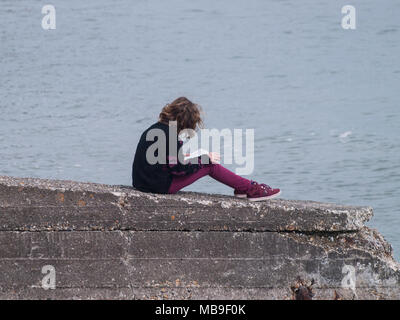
[0,176,372,232]
[0,175,399,300]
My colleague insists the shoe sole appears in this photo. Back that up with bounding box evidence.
[247,190,282,202]
[234,194,247,198]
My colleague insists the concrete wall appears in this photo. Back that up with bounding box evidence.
[0,176,399,299]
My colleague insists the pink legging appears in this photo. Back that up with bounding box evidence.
[168,164,251,194]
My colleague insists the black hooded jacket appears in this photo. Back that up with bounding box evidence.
[132,122,201,193]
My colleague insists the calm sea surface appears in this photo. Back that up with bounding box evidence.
[1,0,399,259]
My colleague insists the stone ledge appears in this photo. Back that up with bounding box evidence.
[0,176,372,232]
[0,175,398,300]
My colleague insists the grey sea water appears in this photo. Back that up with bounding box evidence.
[1,0,399,259]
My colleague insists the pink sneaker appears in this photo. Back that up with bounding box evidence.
[246,182,281,202]
[234,180,254,198]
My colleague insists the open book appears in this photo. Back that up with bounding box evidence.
[183,149,209,161]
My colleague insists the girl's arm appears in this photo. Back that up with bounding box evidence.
[167,140,203,176]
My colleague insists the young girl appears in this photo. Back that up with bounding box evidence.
[132,97,281,201]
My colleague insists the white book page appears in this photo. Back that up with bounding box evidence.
[184,149,209,161]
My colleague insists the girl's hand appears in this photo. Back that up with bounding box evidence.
[208,152,221,164]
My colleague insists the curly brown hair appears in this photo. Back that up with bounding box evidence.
[159,97,203,133]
